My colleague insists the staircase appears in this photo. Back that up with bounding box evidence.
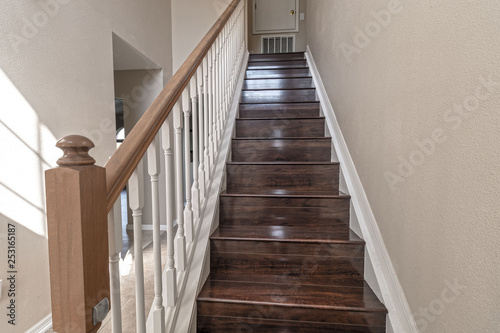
[197,52,387,332]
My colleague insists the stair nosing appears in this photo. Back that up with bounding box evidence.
[220,192,350,199]
[210,234,362,243]
[210,234,363,243]
[236,116,325,121]
[226,161,339,165]
[244,76,312,80]
[232,137,331,140]
[212,250,363,257]
[248,59,306,64]
[246,66,310,71]
[242,87,316,91]
[240,101,319,105]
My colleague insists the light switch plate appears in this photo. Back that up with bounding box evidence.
[0,279,2,299]
[300,13,305,20]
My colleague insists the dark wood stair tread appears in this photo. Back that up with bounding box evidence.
[247,60,307,69]
[198,280,387,313]
[243,78,314,90]
[241,89,317,104]
[210,251,364,287]
[235,117,325,138]
[231,138,332,162]
[245,68,311,79]
[239,102,319,109]
[249,53,306,62]
[197,316,386,333]
[211,225,362,243]
[239,102,320,119]
[220,190,349,198]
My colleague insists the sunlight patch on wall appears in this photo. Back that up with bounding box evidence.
[0,69,58,237]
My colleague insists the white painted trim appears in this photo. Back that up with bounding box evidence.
[305,46,418,333]
[252,0,300,34]
[26,314,52,333]
[162,51,249,333]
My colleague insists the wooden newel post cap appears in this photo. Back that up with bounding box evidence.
[56,135,96,167]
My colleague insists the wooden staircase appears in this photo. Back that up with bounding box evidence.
[197,52,387,332]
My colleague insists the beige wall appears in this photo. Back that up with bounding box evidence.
[247,0,307,54]
[0,0,172,330]
[307,1,500,332]
[171,0,233,71]
[114,69,166,228]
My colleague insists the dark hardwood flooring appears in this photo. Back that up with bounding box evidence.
[197,52,387,332]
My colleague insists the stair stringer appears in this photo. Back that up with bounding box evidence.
[305,46,418,333]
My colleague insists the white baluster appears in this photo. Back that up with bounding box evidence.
[222,27,228,124]
[173,101,187,271]
[219,36,223,145]
[215,36,221,145]
[147,135,165,333]
[203,57,211,181]
[161,118,177,307]
[128,161,146,333]
[197,66,206,199]
[208,49,215,170]
[190,76,201,222]
[182,89,194,243]
[107,201,122,333]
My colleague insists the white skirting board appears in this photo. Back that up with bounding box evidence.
[305,46,418,333]
[26,314,52,333]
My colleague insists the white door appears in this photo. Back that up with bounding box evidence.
[253,0,299,34]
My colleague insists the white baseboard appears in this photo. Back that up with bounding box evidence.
[305,46,418,333]
[26,314,52,333]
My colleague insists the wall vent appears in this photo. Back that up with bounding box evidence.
[261,35,295,54]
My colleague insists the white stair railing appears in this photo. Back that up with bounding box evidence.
[44,1,245,332]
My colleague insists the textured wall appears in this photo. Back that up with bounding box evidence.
[307,1,500,332]
[171,0,233,71]
[0,0,172,330]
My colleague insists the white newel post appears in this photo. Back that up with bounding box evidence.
[147,135,166,333]
[128,161,146,333]
[161,118,177,307]
[173,101,187,271]
[190,76,201,223]
[107,201,123,333]
[197,66,206,199]
[182,88,194,243]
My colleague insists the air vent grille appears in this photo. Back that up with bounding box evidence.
[262,35,295,54]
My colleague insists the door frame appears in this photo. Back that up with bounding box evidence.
[252,0,300,34]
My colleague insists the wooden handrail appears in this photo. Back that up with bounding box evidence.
[105,0,242,212]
